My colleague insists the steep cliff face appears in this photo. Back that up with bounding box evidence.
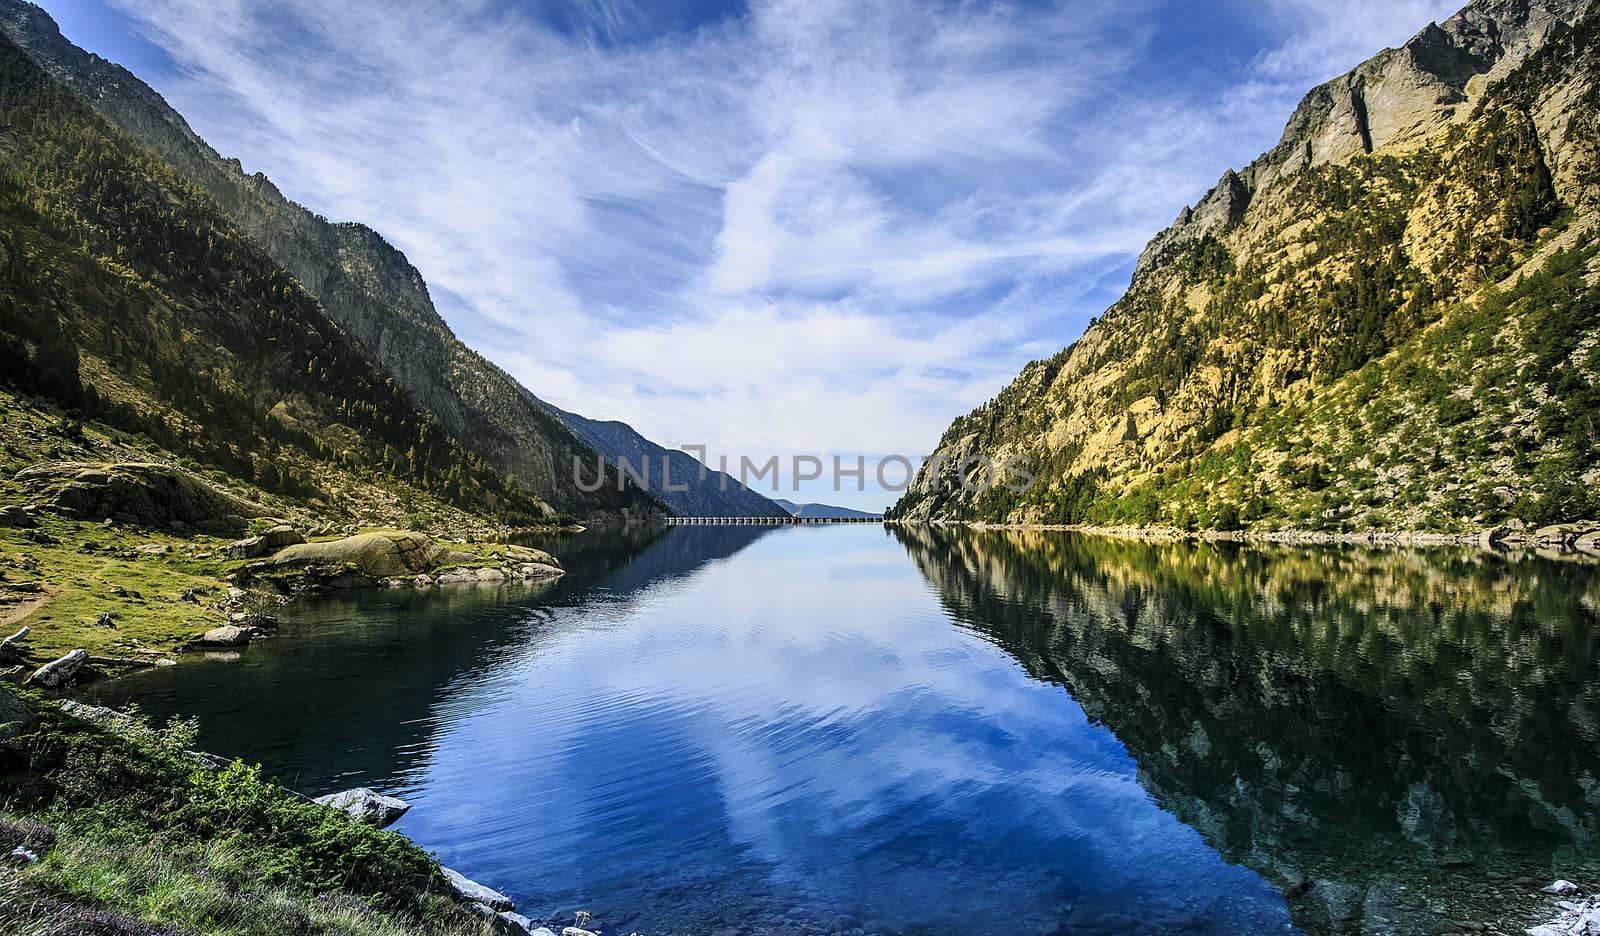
[0,0,656,521]
[896,0,1600,532]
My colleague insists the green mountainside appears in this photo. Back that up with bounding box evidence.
[0,31,558,528]
[893,0,1600,533]
[0,0,662,520]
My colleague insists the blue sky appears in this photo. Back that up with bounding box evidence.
[43,0,1460,509]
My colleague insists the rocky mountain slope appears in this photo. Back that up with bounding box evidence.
[894,0,1600,533]
[0,0,661,520]
[547,403,789,518]
[0,30,548,528]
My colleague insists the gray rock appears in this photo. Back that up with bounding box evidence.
[271,531,453,578]
[313,787,410,828]
[26,649,87,688]
[0,683,36,740]
[1544,881,1582,896]
[13,462,264,530]
[223,524,307,560]
[441,866,515,911]
[59,699,138,731]
[466,902,537,935]
[0,625,28,659]
[0,505,37,528]
[199,625,250,647]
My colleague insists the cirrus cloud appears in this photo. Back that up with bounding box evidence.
[66,0,1463,507]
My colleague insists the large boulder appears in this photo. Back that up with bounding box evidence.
[0,505,37,529]
[13,462,264,531]
[198,625,250,647]
[0,684,36,741]
[441,867,514,911]
[313,787,410,828]
[466,902,542,935]
[223,524,306,560]
[270,532,454,578]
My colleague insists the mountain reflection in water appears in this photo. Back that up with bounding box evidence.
[87,526,1599,935]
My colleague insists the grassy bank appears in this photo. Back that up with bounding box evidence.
[0,686,486,936]
[0,389,572,666]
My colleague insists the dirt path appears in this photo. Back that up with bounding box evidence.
[0,591,51,629]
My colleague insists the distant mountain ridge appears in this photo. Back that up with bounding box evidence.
[544,404,790,518]
[894,0,1600,533]
[0,0,659,521]
[772,499,881,519]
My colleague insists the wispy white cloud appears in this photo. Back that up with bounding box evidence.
[92,0,1460,508]
[1255,0,1463,83]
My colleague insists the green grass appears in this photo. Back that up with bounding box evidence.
[0,690,491,936]
[0,518,238,660]
[0,388,566,663]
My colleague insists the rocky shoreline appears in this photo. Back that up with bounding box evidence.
[1528,881,1600,936]
[43,696,601,936]
[1,525,570,690]
[907,519,1600,554]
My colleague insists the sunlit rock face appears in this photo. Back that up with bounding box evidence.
[894,0,1600,530]
[894,525,1600,932]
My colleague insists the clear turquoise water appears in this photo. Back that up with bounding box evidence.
[88,526,1600,935]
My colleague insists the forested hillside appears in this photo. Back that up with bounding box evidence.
[0,32,548,526]
[0,0,658,519]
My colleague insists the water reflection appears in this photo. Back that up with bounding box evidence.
[892,526,1600,932]
[81,526,1600,935]
[85,523,781,791]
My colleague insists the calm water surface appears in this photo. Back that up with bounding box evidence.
[86,526,1600,935]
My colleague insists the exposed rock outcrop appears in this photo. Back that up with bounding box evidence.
[270,532,458,578]
[895,0,1600,529]
[1137,0,1589,274]
[257,532,564,590]
[441,867,515,912]
[0,504,37,528]
[222,524,306,560]
[13,462,263,532]
[198,625,250,647]
[313,788,410,828]
[0,683,35,741]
